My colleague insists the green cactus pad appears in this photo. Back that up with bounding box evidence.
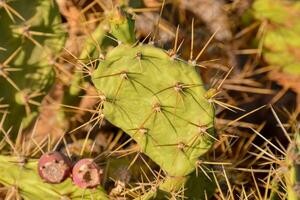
[92,44,215,177]
[0,155,108,200]
[107,8,136,45]
[0,0,65,134]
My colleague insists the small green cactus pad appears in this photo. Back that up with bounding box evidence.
[79,7,135,60]
[0,0,65,133]
[0,155,108,200]
[79,21,109,60]
[92,44,215,177]
[107,7,136,45]
[253,0,300,75]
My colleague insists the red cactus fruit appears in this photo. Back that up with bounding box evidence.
[72,158,101,189]
[38,151,71,184]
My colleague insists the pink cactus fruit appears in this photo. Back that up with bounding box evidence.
[72,158,101,189]
[38,151,72,184]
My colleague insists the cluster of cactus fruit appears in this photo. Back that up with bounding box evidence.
[38,152,102,189]
[0,154,108,200]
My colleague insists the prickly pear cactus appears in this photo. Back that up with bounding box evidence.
[92,28,215,198]
[0,0,65,135]
[253,0,300,75]
[0,155,108,200]
[92,44,215,175]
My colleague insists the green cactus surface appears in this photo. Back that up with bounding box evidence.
[92,44,215,176]
[0,0,65,135]
[92,43,215,198]
[108,7,136,45]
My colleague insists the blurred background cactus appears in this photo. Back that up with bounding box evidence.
[0,0,300,199]
[252,0,300,111]
[0,0,65,136]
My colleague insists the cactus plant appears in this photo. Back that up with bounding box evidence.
[0,0,66,136]
[2,1,288,199]
[91,8,216,197]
